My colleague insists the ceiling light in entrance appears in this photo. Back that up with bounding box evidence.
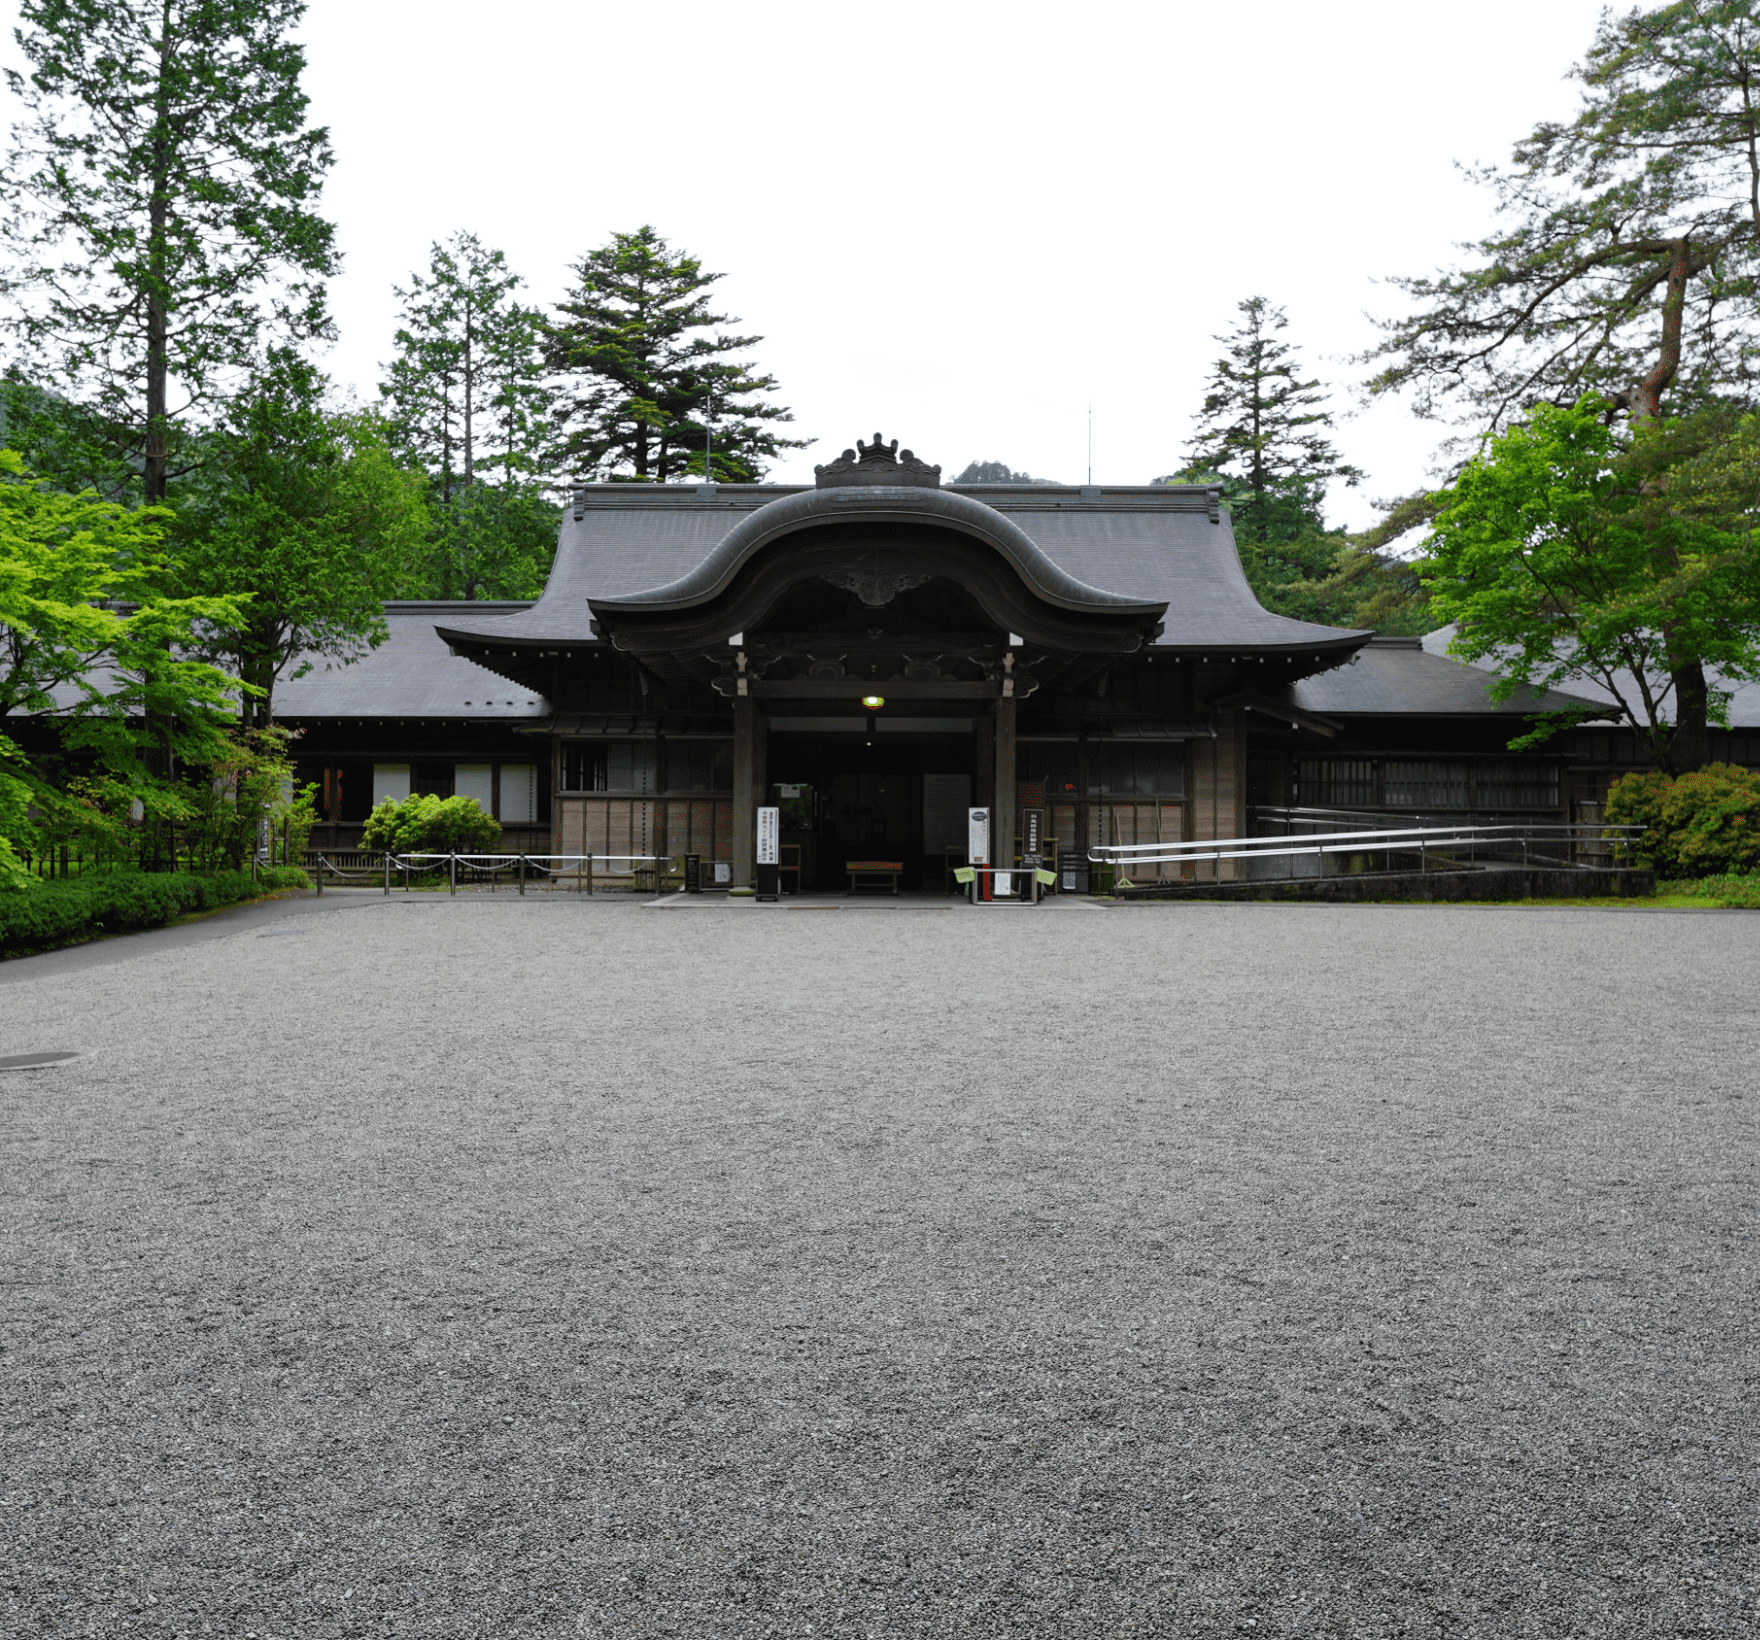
[862,694,884,709]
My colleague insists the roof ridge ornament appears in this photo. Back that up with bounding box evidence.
[815,432,941,489]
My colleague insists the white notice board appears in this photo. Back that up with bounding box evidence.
[967,806,990,865]
[756,805,779,865]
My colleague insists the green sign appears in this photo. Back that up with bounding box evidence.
[954,866,975,884]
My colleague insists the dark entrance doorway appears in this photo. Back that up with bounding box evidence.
[767,724,974,892]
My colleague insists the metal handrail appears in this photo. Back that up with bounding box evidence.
[1092,821,1641,863]
[1090,816,1646,875]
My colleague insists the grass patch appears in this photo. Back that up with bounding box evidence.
[1657,871,1760,908]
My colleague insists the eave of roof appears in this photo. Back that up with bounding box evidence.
[1292,636,1615,718]
[434,480,1370,658]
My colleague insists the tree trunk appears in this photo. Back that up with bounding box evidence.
[1630,239,1691,423]
[463,305,475,485]
[1631,239,1711,772]
[1669,657,1711,772]
[145,2,173,506]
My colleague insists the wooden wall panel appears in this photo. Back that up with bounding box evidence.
[663,799,733,861]
[1097,802,1188,882]
[557,798,584,856]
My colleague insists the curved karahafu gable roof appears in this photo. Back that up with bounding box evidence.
[434,483,1369,658]
[589,487,1158,617]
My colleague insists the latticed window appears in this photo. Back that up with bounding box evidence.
[1090,744,1185,797]
[1295,759,1376,806]
[560,741,657,792]
[1017,742,1081,798]
[1476,761,1559,809]
[666,740,731,792]
[1383,761,1470,809]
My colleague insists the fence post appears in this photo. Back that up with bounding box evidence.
[519,853,526,896]
[450,853,457,896]
[587,853,594,896]
[315,854,323,895]
[384,851,390,895]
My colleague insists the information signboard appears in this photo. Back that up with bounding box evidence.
[966,807,989,864]
[756,805,779,866]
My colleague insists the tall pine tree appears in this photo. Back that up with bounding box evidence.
[547,226,808,483]
[1180,296,1364,543]
[0,0,337,505]
[380,232,552,501]
[1362,2,1760,768]
[380,233,559,599]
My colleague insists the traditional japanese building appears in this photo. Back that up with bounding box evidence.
[280,434,1760,887]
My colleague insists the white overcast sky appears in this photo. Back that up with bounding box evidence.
[6,0,1614,527]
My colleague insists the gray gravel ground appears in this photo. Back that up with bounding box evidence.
[2,893,1757,1639]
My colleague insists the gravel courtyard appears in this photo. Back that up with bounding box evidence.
[2,893,1756,1639]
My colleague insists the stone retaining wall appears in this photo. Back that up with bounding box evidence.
[1116,866,1656,902]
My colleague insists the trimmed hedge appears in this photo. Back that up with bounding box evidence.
[1606,763,1760,877]
[0,866,310,958]
[361,792,501,854]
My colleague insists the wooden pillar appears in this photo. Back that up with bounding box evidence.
[974,707,995,814]
[993,690,1017,868]
[1189,709,1246,880]
[732,694,756,887]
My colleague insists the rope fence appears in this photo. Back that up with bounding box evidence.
[303,851,682,896]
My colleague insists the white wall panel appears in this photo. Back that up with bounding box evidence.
[500,764,535,824]
[454,764,494,810]
[372,764,410,806]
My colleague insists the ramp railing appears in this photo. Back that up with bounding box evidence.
[1090,809,1645,881]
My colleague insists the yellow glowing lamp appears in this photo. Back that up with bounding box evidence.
[861,694,885,709]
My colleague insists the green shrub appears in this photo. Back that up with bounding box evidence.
[0,868,299,958]
[1605,762,1760,878]
[360,792,501,854]
[255,864,313,891]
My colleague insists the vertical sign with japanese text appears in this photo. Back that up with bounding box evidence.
[756,805,780,866]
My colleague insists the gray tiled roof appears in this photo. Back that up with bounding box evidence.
[274,603,549,719]
[1418,624,1760,729]
[1293,637,1612,717]
[433,483,1369,656]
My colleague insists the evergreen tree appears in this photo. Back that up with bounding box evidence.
[380,232,552,501]
[1361,3,1760,767]
[169,352,428,728]
[547,226,808,483]
[1181,297,1364,543]
[379,233,559,600]
[0,0,337,505]
[415,483,560,602]
[952,460,1059,485]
